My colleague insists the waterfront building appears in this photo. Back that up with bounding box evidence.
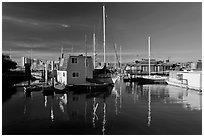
[176,60,202,71]
[125,59,173,76]
[21,57,44,70]
[57,54,94,85]
[190,60,202,70]
[68,55,94,85]
[196,60,202,70]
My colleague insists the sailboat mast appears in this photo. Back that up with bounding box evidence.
[120,46,122,68]
[148,36,151,77]
[61,47,64,58]
[103,5,106,64]
[114,43,117,69]
[85,34,87,58]
[93,33,96,69]
[85,34,87,78]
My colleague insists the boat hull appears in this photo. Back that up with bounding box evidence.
[166,78,202,91]
[87,77,114,86]
[67,83,112,93]
[124,76,167,85]
[137,77,167,85]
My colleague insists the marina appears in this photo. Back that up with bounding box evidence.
[2,2,202,135]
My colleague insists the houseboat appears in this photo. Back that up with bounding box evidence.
[166,70,202,91]
[57,54,113,92]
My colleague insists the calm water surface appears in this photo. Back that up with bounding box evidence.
[2,79,202,135]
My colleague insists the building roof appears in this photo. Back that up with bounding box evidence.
[69,55,92,58]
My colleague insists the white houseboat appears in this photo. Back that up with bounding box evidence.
[166,70,202,91]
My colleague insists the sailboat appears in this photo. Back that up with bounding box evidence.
[92,5,117,86]
[137,36,167,85]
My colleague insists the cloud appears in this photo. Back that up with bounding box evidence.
[3,16,39,27]
[3,15,70,30]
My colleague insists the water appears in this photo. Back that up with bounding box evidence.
[2,79,202,135]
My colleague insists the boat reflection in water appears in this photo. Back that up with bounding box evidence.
[147,86,151,127]
[66,86,112,135]
[2,80,202,135]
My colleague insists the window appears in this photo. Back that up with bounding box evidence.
[72,72,79,78]
[63,72,65,77]
[71,58,77,64]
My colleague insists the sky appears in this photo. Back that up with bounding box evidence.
[2,2,202,64]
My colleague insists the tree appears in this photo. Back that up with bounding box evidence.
[2,54,17,72]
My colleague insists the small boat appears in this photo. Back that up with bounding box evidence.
[55,83,66,90]
[54,84,67,94]
[24,85,42,92]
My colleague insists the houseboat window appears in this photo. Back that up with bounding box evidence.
[71,58,78,64]
[72,72,79,78]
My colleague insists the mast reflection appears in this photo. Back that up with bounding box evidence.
[112,87,119,115]
[119,81,122,109]
[51,106,54,122]
[147,86,151,127]
[50,97,55,122]
[44,94,55,122]
[92,97,99,128]
[44,96,47,107]
[102,102,106,135]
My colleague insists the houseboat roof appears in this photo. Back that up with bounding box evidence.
[69,55,92,58]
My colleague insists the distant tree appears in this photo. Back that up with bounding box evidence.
[2,54,17,72]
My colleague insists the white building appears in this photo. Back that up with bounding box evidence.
[57,56,68,85]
